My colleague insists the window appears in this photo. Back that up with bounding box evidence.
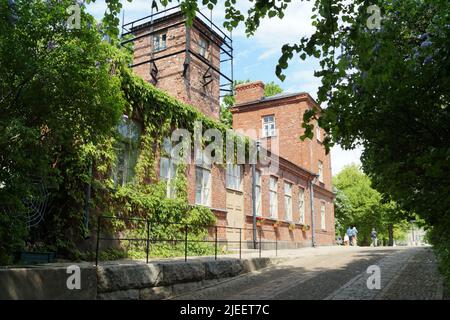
[284,182,293,221]
[160,157,177,198]
[316,120,321,142]
[320,202,326,230]
[299,187,305,224]
[153,32,167,52]
[318,160,324,183]
[269,176,278,218]
[113,115,142,187]
[262,115,276,137]
[226,164,243,191]
[195,163,212,206]
[255,170,262,216]
[199,37,209,58]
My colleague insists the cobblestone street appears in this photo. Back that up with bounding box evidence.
[173,246,445,300]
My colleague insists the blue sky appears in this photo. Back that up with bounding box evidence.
[86,0,363,175]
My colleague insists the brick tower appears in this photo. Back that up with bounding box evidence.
[122,7,233,120]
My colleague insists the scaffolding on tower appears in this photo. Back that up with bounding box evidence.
[119,3,234,97]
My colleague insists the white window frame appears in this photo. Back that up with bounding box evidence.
[153,32,167,52]
[298,187,305,224]
[262,115,276,138]
[269,176,278,219]
[195,164,212,207]
[226,164,243,191]
[160,156,177,198]
[318,160,324,183]
[255,170,262,216]
[320,202,326,230]
[199,36,209,58]
[284,182,293,221]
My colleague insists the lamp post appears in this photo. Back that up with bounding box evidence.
[252,140,261,249]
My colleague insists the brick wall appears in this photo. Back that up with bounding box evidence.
[132,13,221,119]
[231,84,335,246]
[235,81,265,105]
[130,14,336,247]
[231,94,332,191]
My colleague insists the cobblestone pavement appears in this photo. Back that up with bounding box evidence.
[173,246,445,300]
[378,247,444,300]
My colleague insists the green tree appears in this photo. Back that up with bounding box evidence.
[263,81,283,97]
[0,0,124,263]
[334,165,409,246]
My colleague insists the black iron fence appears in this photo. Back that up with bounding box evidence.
[95,216,278,266]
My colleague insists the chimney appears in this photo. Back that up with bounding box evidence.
[235,81,265,105]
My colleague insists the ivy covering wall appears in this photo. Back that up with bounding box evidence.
[0,0,251,264]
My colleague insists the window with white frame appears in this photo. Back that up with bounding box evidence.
[195,163,212,206]
[284,182,293,221]
[113,115,142,187]
[255,170,262,216]
[269,176,278,218]
[262,115,276,137]
[199,36,209,58]
[320,202,326,230]
[226,164,242,191]
[299,187,305,224]
[318,160,324,183]
[153,32,167,52]
[160,156,177,198]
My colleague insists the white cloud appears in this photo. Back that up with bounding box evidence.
[283,58,322,98]
[242,2,315,61]
[331,145,363,175]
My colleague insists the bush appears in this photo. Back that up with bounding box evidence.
[427,222,450,292]
[0,209,27,265]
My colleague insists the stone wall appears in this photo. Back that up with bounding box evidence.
[97,257,274,300]
[0,258,277,300]
[0,265,97,300]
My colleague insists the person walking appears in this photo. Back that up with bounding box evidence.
[343,233,349,246]
[371,228,378,247]
[351,226,358,246]
[346,226,353,246]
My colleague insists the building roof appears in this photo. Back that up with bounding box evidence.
[260,92,307,102]
[232,91,322,112]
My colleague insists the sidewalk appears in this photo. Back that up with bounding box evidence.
[95,245,412,267]
[3,245,414,269]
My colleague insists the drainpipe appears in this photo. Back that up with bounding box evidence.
[84,160,93,239]
[309,174,319,247]
[251,141,261,249]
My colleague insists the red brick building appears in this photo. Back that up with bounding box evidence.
[231,82,335,247]
[129,9,226,119]
[127,9,335,248]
